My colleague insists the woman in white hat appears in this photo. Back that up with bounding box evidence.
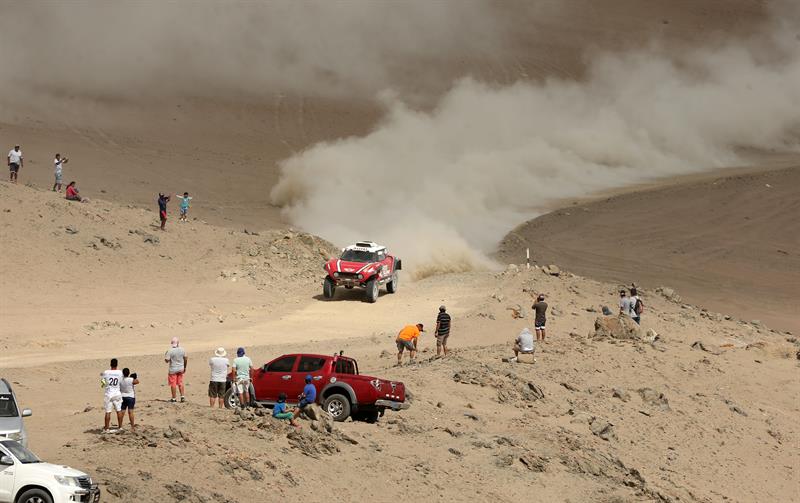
[208,347,230,408]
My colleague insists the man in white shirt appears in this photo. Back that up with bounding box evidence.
[100,358,125,433]
[53,153,68,192]
[514,327,536,357]
[208,347,230,408]
[7,145,22,183]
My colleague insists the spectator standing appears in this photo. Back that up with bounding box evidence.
[176,192,192,222]
[532,294,548,341]
[100,358,124,433]
[7,145,22,183]
[233,347,253,408]
[158,193,171,230]
[619,289,631,317]
[120,368,139,430]
[629,287,643,324]
[208,347,230,408]
[164,337,187,403]
[434,305,451,357]
[52,154,68,192]
[395,323,424,365]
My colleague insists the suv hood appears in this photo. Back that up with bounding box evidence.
[20,462,88,478]
[327,259,377,275]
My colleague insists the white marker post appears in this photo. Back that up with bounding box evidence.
[526,248,530,269]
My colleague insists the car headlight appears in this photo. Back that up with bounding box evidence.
[7,432,22,441]
[333,272,339,278]
[54,475,80,487]
[357,274,363,279]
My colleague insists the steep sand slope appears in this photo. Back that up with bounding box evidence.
[498,163,800,334]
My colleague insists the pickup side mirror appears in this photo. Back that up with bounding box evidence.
[0,455,13,466]
[22,408,32,417]
[395,259,402,271]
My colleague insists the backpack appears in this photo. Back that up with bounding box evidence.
[633,298,644,315]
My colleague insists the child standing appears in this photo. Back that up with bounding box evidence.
[53,153,68,192]
[176,192,192,222]
[158,193,171,230]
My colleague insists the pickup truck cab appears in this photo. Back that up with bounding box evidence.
[0,439,100,503]
[225,353,409,422]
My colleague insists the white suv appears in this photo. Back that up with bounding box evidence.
[0,379,32,447]
[0,439,99,503]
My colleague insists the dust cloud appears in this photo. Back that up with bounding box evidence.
[272,9,800,277]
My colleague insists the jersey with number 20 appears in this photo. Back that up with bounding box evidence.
[102,370,124,397]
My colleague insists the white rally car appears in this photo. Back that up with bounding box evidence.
[0,439,99,503]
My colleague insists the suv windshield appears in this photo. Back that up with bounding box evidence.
[0,440,40,464]
[0,395,18,418]
[340,249,378,263]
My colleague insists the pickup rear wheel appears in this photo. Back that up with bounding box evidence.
[323,393,351,421]
[323,277,336,299]
[17,488,53,503]
[365,278,379,303]
[386,272,398,294]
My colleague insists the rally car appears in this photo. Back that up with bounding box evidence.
[322,241,401,303]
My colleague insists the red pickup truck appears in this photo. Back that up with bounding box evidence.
[225,353,409,422]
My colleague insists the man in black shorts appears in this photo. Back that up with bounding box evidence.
[532,294,548,341]
[7,145,22,183]
[435,305,451,357]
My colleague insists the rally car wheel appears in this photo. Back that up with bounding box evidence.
[387,272,398,293]
[365,278,379,303]
[323,277,336,299]
[323,393,351,421]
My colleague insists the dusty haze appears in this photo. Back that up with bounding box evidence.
[272,5,800,276]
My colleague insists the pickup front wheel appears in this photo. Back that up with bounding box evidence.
[323,393,351,421]
[17,488,54,503]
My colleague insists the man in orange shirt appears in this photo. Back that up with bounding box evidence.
[396,323,424,366]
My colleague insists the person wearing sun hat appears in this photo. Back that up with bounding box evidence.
[208,347,230,408]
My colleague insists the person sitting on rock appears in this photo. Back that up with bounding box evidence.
[293,375,317,419]
[273,393,300,428]
[513,327,535,359]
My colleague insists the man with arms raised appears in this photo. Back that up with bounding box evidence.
[100,358,124,433]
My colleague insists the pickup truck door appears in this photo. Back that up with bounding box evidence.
[0,446,15,503]
[291,356,329,403]
[252,355,297,402]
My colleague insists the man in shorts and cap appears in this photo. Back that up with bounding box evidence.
[532,294,548,341]
[208,347,230,408]
[435,305,451,357]
[233,347,253,408]
[395,323,424,365]
[165,337,188,403]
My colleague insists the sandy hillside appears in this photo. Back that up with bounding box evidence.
[1,201,797,501]
[498,162,800,334]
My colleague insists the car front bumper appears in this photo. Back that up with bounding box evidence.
[59,484,100,502]
[375,399,410,411]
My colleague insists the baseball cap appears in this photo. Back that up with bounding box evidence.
[305,374,312,383]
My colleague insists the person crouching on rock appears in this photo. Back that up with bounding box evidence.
[513,327,535,360]
[273,393,300,428]
[396,323,424,365]
[293,375,317,419]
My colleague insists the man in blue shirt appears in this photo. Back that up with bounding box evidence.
[293,375,317,418]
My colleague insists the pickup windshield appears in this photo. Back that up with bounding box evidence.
[0,395,18,418]
[0,440,40,464]
[340,249,378,263]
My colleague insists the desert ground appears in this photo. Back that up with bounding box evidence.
[1,1,799,502]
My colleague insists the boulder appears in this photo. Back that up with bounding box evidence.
[593,315,642,340]
[516,353,536,364]
[302,403,334,432]
[612,388,631,402]
[589,417,616,441]
[637,388,670,411]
